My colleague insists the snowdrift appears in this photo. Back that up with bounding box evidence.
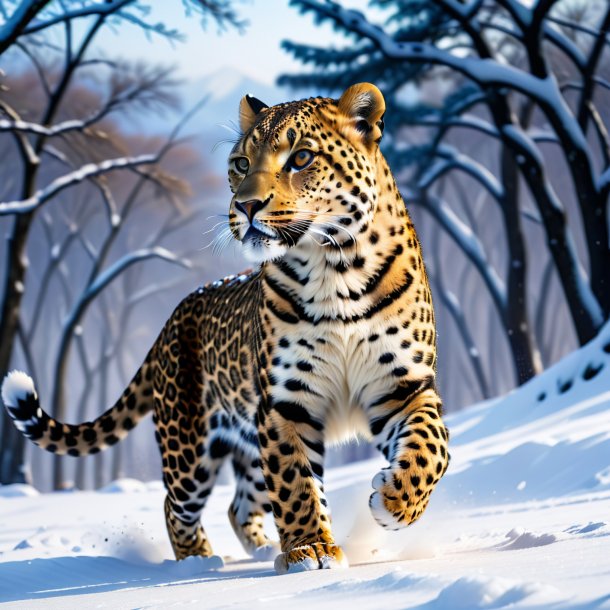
[1,322,609,608]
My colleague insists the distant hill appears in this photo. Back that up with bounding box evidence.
[116,68,314,174]
[180,68,290,173]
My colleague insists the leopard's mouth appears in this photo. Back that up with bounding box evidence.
[239,223,288,263]
[239,219,313,260]
[242,224,280,244]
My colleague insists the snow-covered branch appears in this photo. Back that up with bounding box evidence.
[48,244,192,435]
[411,192,507,313]
[0,99,40,167]
[598,167,610,195]
[0,117,95,137]
[419,145,505,202]
[407,114,500,140]
[295,0,600,182]
[85,248,192,303]
[0,154,158,215]
[294,1,542,95]
[0,0,49,55]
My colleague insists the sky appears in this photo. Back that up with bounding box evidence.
[93,0,377,86]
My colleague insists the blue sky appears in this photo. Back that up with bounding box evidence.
[93,0,374,85]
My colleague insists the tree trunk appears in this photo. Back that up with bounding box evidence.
[486,90,603,344]
[0,213,33,484]
[500,115,541,384]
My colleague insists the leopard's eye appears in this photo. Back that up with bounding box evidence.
[288,149,314,171]
[231,157,250,174]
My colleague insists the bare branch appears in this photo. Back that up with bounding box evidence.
[547,14,610,40]
[561,76,610,94]
[14,40,52,96]
[20,0,135,36]
[576,6,610,151]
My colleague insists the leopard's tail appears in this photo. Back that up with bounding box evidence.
[1,356,154,457]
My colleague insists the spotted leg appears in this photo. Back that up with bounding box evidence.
[368,386,449,529]
[154,304,230,563]
[258,403,347,574]
[228,449,278,560]
[161,424,230,561]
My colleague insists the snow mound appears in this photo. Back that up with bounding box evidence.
[1,322,610,607]
[565,521,608,536]
[442,319,610,504]
[144,480,165,492]
[450,319,610,445]
[0,483,39,498]
[431,576,562,609]
[99,478,148,493]
[498,528,560,550]
[309,570,426,594]
[161,554,224,575]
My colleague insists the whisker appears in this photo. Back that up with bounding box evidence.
[203,225,234,252]
[212,229,236,256]
[212,122,243,153]
[212,137,241,153]
[264,214,357,245]
[202,220,231,237]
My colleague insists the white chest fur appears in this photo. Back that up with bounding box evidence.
[266,316,428,445]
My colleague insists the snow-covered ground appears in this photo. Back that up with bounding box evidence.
[1,323,610,609]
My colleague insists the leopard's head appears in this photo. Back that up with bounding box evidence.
[228,83,386,263]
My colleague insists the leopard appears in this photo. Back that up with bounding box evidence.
[1,83,450,574]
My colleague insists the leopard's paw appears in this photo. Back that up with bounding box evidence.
[370,468,430,530]
[316,543,348,569]
[274,543,348,575]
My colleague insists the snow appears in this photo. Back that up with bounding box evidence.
[1,323,610,608]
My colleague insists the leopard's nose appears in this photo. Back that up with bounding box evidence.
[235,199,267,223]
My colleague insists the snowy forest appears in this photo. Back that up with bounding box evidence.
[1,0,608,489]
[1,1,609,607]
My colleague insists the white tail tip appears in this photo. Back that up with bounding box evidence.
[1,370,37,407]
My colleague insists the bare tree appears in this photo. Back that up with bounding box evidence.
[0,0,243,485]
[283,0,610,400]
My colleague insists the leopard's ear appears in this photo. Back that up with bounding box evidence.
[239,94,269,133]
[337,83,385,145]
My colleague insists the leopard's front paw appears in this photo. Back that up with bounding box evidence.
[274,542,348,575]
[369,468,432,530]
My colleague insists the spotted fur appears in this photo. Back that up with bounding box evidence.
[2,83,449,574]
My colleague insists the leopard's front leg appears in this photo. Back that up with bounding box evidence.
[368,385,449,529]
[257,400,347,574]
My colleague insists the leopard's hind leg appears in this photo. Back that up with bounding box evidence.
[228,445,277,560]
[159,411,231,561]
[154,297,231,563]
